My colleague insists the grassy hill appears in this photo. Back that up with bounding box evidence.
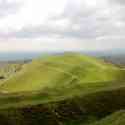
[64,110,125,125]
[0,53,124,93]
[0,63,23,84]
[0,53,124,125]
[89,110,125,125]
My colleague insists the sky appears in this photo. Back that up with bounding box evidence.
[0,0,125,52]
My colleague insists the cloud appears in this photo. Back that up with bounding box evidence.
[110,0,125,5]
[0,0,99,39]
[0,0,22,18]
[4,0,125,40]
[0,0,125,51]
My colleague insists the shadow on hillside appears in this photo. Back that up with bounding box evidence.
[1,86,125,125]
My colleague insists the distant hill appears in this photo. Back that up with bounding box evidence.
[0,52,41,61]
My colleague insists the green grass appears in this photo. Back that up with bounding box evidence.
[0,63,23,84]
[0,53,124,125]
[67,110,125,125]
[0,53,124,109]
[89,110,125,125]
[0,53,124,93]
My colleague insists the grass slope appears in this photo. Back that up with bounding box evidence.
[90,110,125,125]
[0,53,124,109]
[0,53,124,93]
[68,110,125,125]
[0,63,23,83]
[0,53,124,125]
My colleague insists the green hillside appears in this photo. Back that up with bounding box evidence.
[0,53,124,93]
[64,110,125,125]
[0,63,23,84]
[0,53,124,125]
[0,53,124,108]
[90,110,125,125]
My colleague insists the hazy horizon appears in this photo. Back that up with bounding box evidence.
[0,48,124,61]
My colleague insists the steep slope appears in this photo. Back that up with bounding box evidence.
[0,53,124,125]
[0,53,124,93]
[0,63,23,84]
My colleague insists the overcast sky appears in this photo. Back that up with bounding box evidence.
[0,0,125,52]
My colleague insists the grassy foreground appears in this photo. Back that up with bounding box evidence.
[87,110,125,125]
[0,53,124,125]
